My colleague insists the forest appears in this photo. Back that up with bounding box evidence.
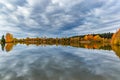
[1,30,120,53]
[0,32,113,44]
[1,29,120,46]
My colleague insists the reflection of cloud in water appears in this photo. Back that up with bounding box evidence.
[0,46,120,80]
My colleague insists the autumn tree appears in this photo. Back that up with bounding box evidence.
[84,35,88,40]
[111,29,120,45]
[93,35,102,41]
[6,33,14,43]
[84,34,93,40]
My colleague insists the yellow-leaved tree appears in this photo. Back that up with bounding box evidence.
[111,29,120,45]
[6,33,14,43]
[93,35,102,41]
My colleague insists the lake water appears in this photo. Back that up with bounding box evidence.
[0,43,120,80]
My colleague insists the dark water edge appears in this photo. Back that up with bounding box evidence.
[0,43,120,80]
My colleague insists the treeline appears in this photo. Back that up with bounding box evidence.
[0,32,113,44]
[0,32,115,52]
[71,32,113,39]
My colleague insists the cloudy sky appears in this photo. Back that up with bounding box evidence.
[0,0,120,38]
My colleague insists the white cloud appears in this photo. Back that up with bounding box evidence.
[0,0,120,38]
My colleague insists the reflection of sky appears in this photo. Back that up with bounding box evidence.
[0,45,120,80]
[0,0,120,37]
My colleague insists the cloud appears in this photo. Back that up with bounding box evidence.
[0,0,120,38]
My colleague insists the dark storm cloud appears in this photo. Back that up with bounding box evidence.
[0,0,120,37]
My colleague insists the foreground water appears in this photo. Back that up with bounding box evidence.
[0,44,120,80]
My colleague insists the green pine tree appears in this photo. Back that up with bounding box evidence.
[1,35,6,44]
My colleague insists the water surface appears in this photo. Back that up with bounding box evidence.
[0,43,120,80]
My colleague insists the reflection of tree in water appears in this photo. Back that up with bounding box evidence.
[112,45,120,58]
[5,43,14,52]
[70,43,112,50]
[0,42,112,52]
[1,43,5,51]
[1,42,120,58]
[2,42,112,52]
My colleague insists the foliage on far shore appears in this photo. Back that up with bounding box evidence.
[111,29,120,45]
[0,32,113,44]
